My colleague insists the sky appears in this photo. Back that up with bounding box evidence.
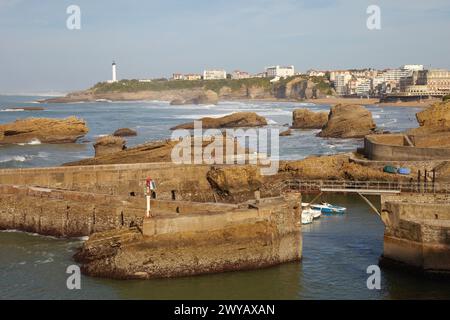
[0,0,449,93]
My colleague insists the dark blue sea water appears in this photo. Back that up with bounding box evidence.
[2,95,447,300]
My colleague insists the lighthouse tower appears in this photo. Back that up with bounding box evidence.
[112,61,117,82]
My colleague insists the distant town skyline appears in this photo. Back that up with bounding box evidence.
[1,0,450,93]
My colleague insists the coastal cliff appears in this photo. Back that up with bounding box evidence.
[43,76,333,103]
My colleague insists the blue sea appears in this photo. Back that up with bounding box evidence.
[0,95,421,168]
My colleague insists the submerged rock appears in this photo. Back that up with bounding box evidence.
[170,112,267,130]
[318,104,376,138]
[169,99,185,105]
[279,129,292,136]
[292,109,328,129]
[0,116,88,144]
[113,128,137,137]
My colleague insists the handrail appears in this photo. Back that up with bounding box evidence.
[279,179,450,194]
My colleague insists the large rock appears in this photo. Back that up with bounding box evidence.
[64,135,250,166]
[0,116,88,144]
[94,136,126,157]
[318,104,376,138]
[279,129,292,136]
[113,128,137,137]
[169,99,185,105]
[170,112,267,130]
[170,90,219,105]
[292,109,328,129]
[192,90,219,105]
[408,100,450,134]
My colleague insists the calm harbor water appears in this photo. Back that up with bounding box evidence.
[1,95,448,299]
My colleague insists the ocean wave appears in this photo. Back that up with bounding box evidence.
[0,155,27,163]
[34,257,54,264]
[0,229,60,240]
[17,138,42,146]
[0,151,48,163]
[171,113,232,120]
[1,108,24,112]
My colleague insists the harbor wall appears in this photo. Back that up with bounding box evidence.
[0,184,240,237]
[74,193,303,279]
[0,163,217,202]
[364,134,450,161]
[380,193,450,275]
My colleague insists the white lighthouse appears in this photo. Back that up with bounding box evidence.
[111,61,117,82]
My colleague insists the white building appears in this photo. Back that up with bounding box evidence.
[403,64,424,72]
[335,74,352,95]
[329,70,351,83]
[382,68,413,82]
[265,65,295,78]
[307,69,326,77]
[203,69,227,80]
[355,78,372,96]
[231,70,251,79]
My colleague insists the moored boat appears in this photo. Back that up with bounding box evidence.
[301,209,315,224]
[302,203,322,219]
[311,202,346,214]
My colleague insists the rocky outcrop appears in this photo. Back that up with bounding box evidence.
[279,129,292,136]
[171,112,267,130]
[113,128,137,137]
[169,99,185,105]
[94,136,126,157]
[64,136,249,166]
[169,90,219,105]
[408,100,450,134]
[292,109,328,129]
[207,166,263,203]
[318,104,376,138]
[274,78,331,100]
[190,90,219,105]
[0,116,88,144]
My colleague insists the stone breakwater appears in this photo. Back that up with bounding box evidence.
[381,193,450,276]
[74,193,302,279]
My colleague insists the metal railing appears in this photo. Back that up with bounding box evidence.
[280,179,450,194]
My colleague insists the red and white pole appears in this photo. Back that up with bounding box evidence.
[145,177,152,218]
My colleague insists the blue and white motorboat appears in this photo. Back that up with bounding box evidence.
[310,202,346,214]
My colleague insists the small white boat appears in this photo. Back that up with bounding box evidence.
[301,209,314,224]
[302,203,322,219]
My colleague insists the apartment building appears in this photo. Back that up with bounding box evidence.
[265,65,295,78]
[203,69,227,80]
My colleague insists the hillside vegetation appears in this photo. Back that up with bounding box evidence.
[92,78,273,94]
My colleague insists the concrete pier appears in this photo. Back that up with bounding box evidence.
[380,193,450,276]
